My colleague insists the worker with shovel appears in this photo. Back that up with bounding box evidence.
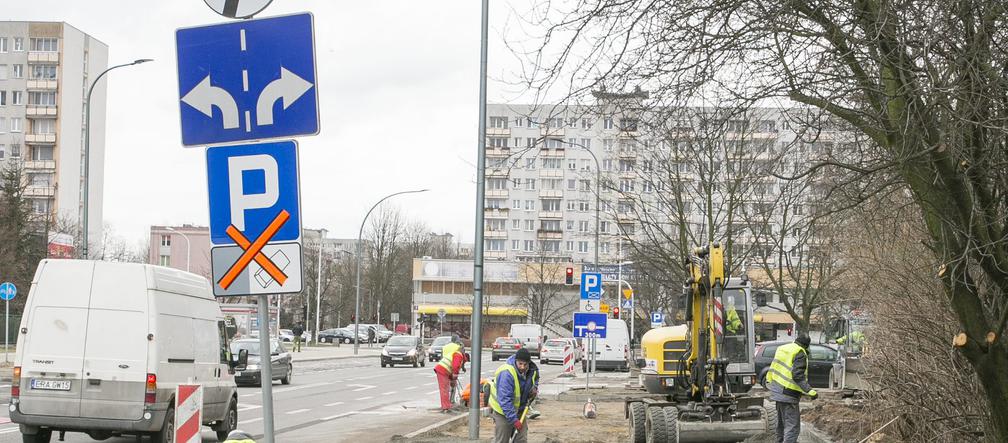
[489,348,539,443]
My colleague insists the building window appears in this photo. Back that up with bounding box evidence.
[619,179,635,192]
[541,241,560,253]
[30,38,58,52]
[32,119,56,135]
[578,221,589,232]
[578,201,591,212]
[603,117,614,129]
[11,92,22,106]
[603,139,614,152]
[567,179,576,190]
[525,158,536,170]
[512,240,519,251]
[524,179,536,191]
[581,118,592,129]
[568,160,577,170]
[602,159,613,171]
[0,91,5,106]
[525,200,535,211]
[566,241,574,252]
[29,91,56,106]
[159,255,171,266]
[488,137,507,148]
[12,64,23,79]
[580,138,591,149]
[512,199,521,209]
[541,199,561,211]
[620,118,639,132]
[32,199,50,214]
[566,220,574,230]
[0,38,6,53]
[489,116,508,128]
[13,37,23,51]
[579,179,591,191]
[30,146,53,161]
[161,235,172,247]
[600,221,610,233]
[0,117,5,132]
[524,219,535,231]
[0,145,5,159]
[578,241,589,253]
[512,219,520,230]
[10,118,22,132]
[30,64,56,80]
[0,65,7,80]
[9,144,20,157]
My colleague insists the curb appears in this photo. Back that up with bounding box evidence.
[401,412,470,439]
[291,352,382,363]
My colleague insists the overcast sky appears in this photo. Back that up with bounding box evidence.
[8,1,535,245]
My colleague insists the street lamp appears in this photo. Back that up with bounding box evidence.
[617,260,635,341]
[353,189,429,354]
[82,58,153,259]
[164,227,191,272]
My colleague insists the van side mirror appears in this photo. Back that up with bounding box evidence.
[754,291,768,307]
[234,349,249,370]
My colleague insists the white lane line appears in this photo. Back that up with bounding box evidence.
[286,408,311,415]
[0,428,20,435]
[404,386,418,390]
[325,401,345,407]
[427,382,437,386]
[356,396,373,401]
[349,384,376,392]
[244,110,251,132]
[0,384,10,388]
[322,412,355,420]
[237,404,261,412]
[240,29,247,51]
[381,391,395,396]
[273,382,330,394]
[358,411,393,415]
[239,417,263,425]
[426,390,439,395]
[242,70,249,92]
[240,392,260,398]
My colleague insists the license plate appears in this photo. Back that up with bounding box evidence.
[31,379,71,391]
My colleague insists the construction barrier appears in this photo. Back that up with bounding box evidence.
[175,384,203,443]
[563,344,575,374]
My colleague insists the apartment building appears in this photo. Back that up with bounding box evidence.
[0,22,109,248]
[150,224,211,277]
[485,96,847,266]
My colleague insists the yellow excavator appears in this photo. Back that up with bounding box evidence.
[625,243,773,442]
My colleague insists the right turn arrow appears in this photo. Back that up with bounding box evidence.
[256,67,313,126]
[181,75,240,129]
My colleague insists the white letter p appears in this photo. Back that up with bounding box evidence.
[228,154,279,231]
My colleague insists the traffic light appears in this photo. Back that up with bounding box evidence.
[565,267,574,285]
[612,306,621,319]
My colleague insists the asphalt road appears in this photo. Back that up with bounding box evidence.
[0,352,565,442]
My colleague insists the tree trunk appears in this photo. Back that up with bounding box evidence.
[966,342,1008,440]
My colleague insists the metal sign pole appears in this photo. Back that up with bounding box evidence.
[257,294,275,443]
[5,298,8,364]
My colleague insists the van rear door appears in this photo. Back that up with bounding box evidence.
[79,262,149,420]
[19,261,93,418]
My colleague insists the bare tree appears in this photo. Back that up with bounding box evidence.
[0,161,47,314]
[517,254,575,329]
[515,1,1008,437]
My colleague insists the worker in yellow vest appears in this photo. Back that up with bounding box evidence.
[434,338,465,412]
[489,348,539,443]
[766,334,818,442]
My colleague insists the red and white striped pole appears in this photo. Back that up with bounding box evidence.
[175,384,203,443]
[562,344,575,375]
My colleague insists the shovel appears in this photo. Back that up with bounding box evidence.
[510,397,535,442]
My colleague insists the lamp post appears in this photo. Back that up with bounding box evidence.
[353,189,429,354]
[617,260,634,340]
[164,227,191,272]
[82,58,153,259]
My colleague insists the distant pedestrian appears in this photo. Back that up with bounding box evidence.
[767,334,818,443]
[291,323,304,352]
[367,327,376,348]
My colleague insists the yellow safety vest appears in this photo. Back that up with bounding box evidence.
[437,342,461,372]
[766,343,812,395]
[488,363,538,416]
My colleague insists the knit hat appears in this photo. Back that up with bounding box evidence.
[795,334,811,348]
[515,348,532,363]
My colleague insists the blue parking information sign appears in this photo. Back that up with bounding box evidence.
[176,13,319,146]
[206,140,303,296]
[580,272,602,300]
[573,312,608,339]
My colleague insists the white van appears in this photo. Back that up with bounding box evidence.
[509,323,544,356]
[12,260,247,443]
[583,318,630,372]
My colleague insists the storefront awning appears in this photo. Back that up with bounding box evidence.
[416,305,527,317]
[753,311,795,324]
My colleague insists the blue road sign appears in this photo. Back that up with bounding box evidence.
[206,140,301,245]
[573,312,608,339]
[621,299,632,310]
[580,272,602,300]
[176,13,319,146]
[0,282,15,301]
[651,312,664,326]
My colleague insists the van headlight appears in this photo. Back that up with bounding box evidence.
[382,348,390,356]
[407,349,417,356]
[246,364,259,371]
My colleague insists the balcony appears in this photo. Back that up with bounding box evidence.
[540,127,564,137]
[24,185,55,198]
[26,80,58,90]
[618,149,637,159]
[539,189,563,198]
[486,250,508,260]
[485,147,511,158]
[26,106,57,117]
[25,134,56,144]
[536,229,563,240]
[487,127,510,137]
[484,208,509,219]
[487,189,509,198]
[23,160,56,171]
[540,149,565,158]
[28,52,59,63]
[485,230,508,239]
[538,169,563,178]
[538,211,563,219]
[617,212,637,222]
[618,130,640,139]
[486,168,508,178]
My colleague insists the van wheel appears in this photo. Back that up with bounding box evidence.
[420,358,425,367]
[154,405,174,443]
[21,429,52,443]
[215,399,238,441]
[281,365,292,385]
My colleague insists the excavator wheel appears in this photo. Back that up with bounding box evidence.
[645,406,668,443]
[628,402,647,443]
[661,406,679,443]
[763,404,778,436]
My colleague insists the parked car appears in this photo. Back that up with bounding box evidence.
[12,260,246,443]
[491,337,522,361]
[754,340,839,389]
[279,329,295,342]
[230,339,293,387]
[509,324,544,356]
[381,336,426,368]
[427,335,458,362]
[318,328,358,344]
[540,339,576,365]
[370,324,394,342]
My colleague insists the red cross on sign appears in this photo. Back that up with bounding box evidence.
[217,209,290,290]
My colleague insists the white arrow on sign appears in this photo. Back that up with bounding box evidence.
[256,67,313,126]
[181,75,240,129]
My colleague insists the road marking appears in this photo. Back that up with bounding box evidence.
[237,404,261,412]
[240,29,247,51]
[325,401,345,407]
[0,428,19,435]
[349,384,376,392]
[381,391,395,396]
[426,390,439,395]
[404,386,418,390]
[273,382,329,394]
[239,417,263,425]
[0,384,10,388]
[322,412,355,420]
[356,396,373,401]
[286,408,311,415]
[358,411,394,415]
